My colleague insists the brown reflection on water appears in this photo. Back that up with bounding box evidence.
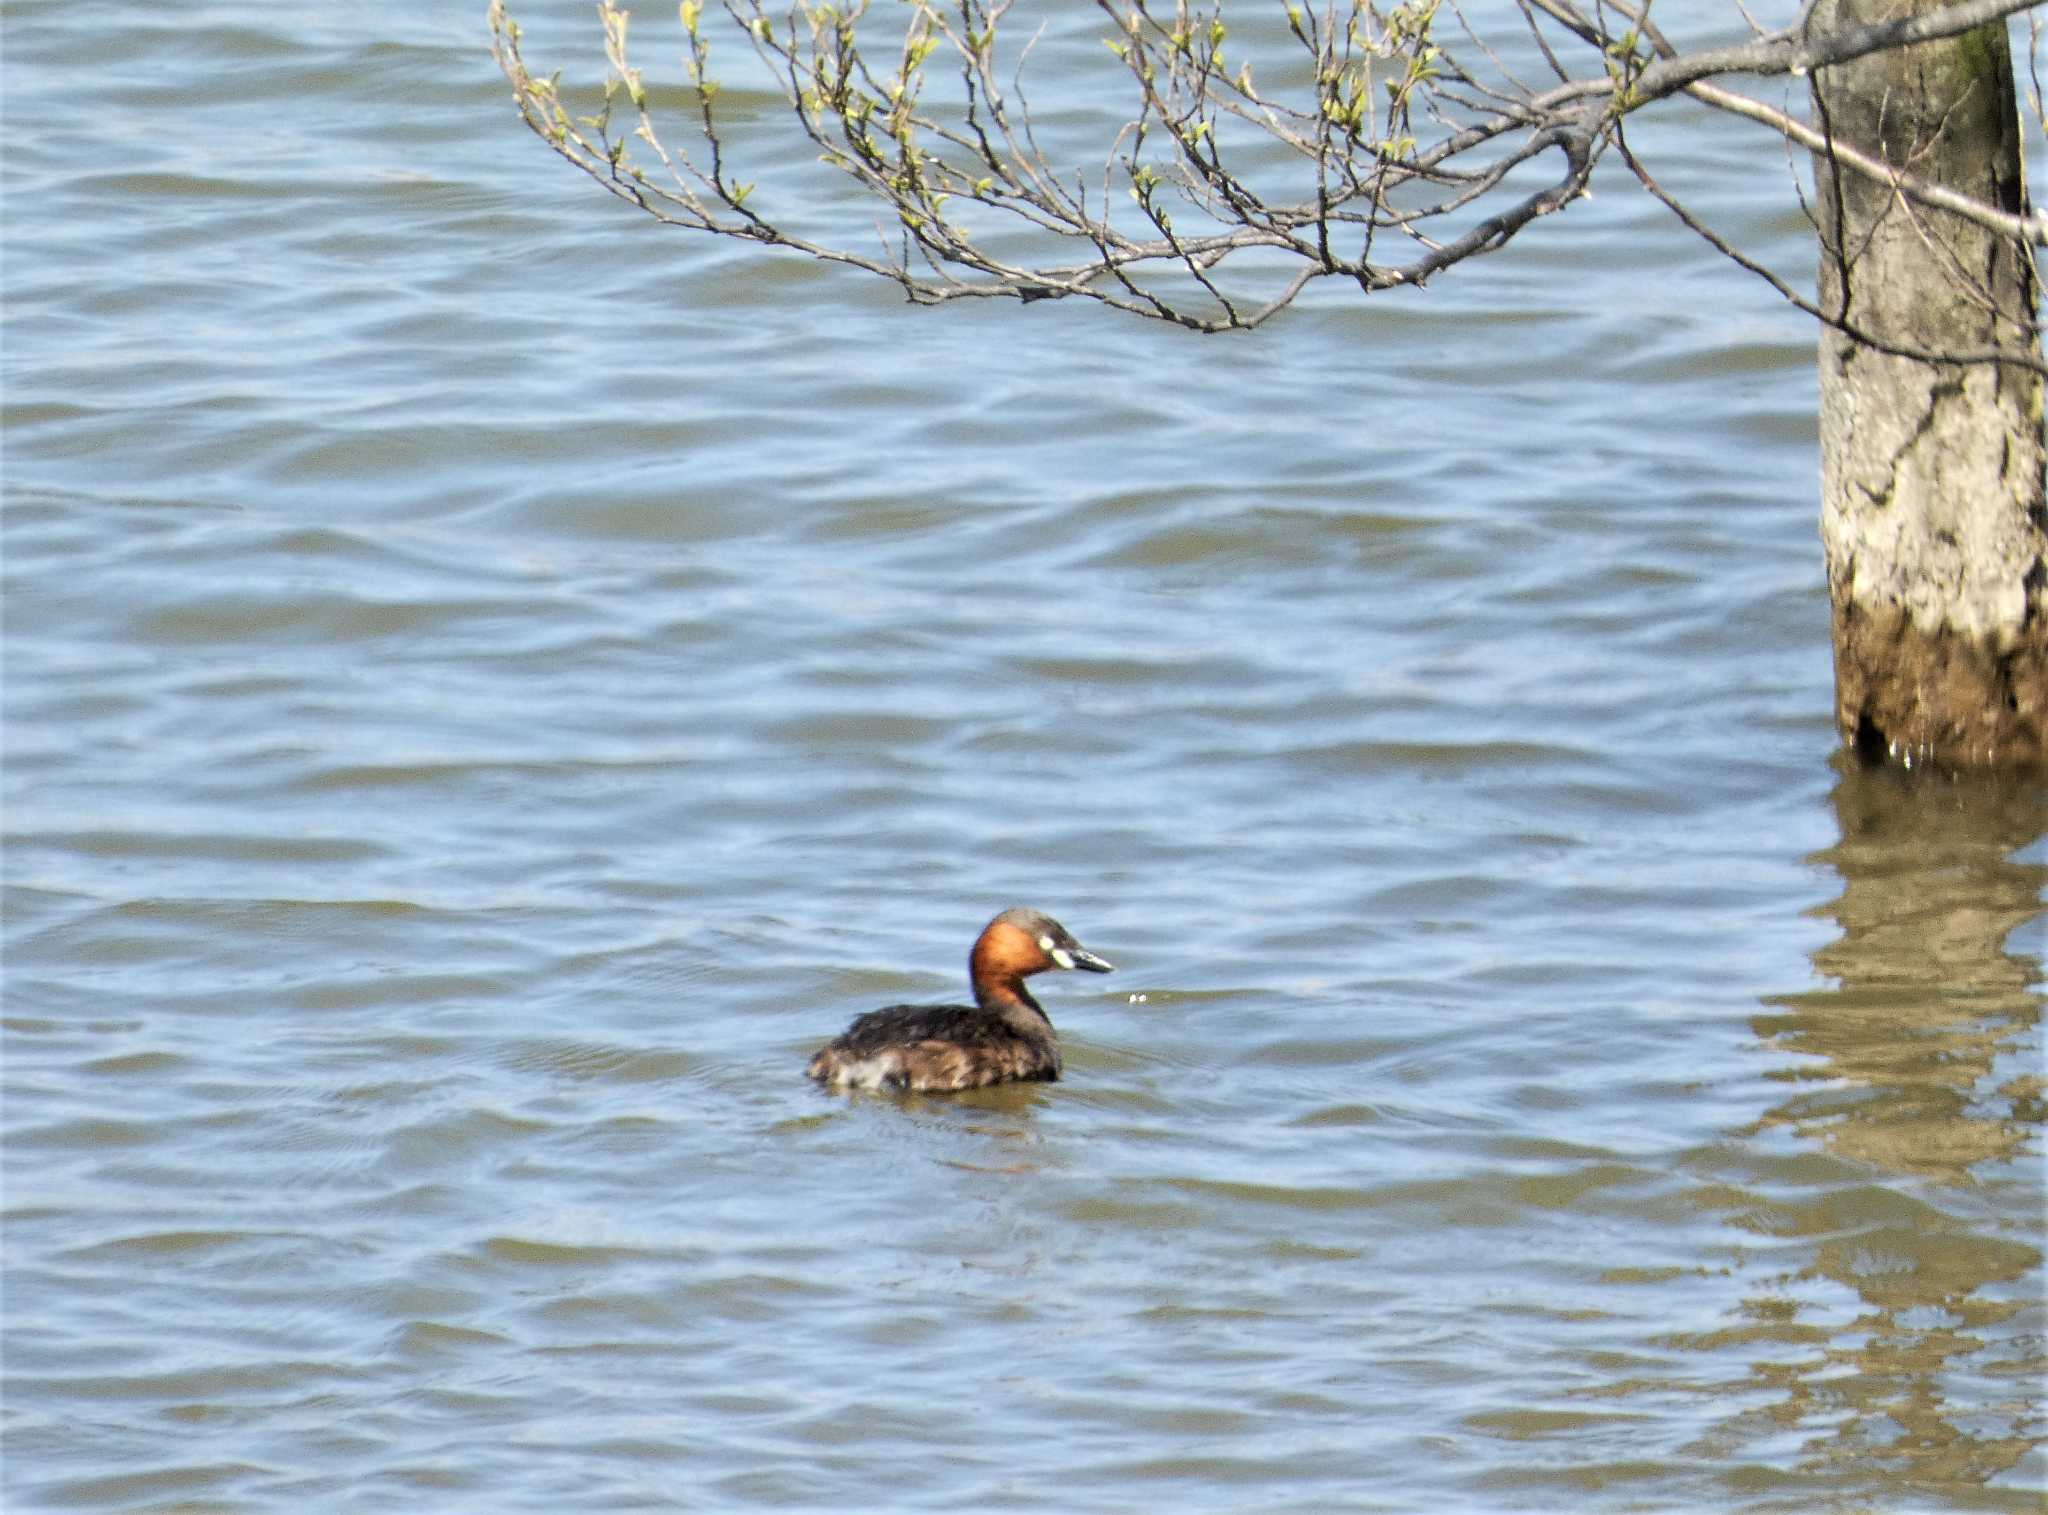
[1745,760,2046,1496]
[1761,762,2046,1177]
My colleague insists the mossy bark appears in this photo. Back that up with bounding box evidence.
[1809,0,2047,771]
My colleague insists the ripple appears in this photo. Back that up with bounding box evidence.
[389,1321,514,1358]
[499,1041,701,1084]
[11,830,388,865]
[473,1236,658,1269]
[383,1110,554,1174]
[128,589,533,646]
[10,1119,162,1151]
[33,1461,272,1510]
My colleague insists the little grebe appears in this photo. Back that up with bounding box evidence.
[807,907,1114,1093]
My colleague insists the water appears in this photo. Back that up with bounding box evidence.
[4,2,2044,1510]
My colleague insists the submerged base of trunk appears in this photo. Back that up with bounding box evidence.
[1833,599,2047,769]
[1809,3,2045,775]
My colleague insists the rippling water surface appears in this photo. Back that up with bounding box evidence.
[5,2,2044,1510]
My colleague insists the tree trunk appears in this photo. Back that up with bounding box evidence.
[1809,1,2047,771]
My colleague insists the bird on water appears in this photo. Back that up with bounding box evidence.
[807,907,1114,1093]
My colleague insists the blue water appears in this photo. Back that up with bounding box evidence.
[5,2,2043,1509]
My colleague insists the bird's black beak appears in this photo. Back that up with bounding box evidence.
[1063,944,1114,973]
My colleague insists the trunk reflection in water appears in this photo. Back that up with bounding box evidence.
[1742,764,2044,1492]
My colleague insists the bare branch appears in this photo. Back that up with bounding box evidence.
[1614,115,2048,375]
[1624,0,2040,95]
[486,0,2046,357]
[1687,80,2047,246]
